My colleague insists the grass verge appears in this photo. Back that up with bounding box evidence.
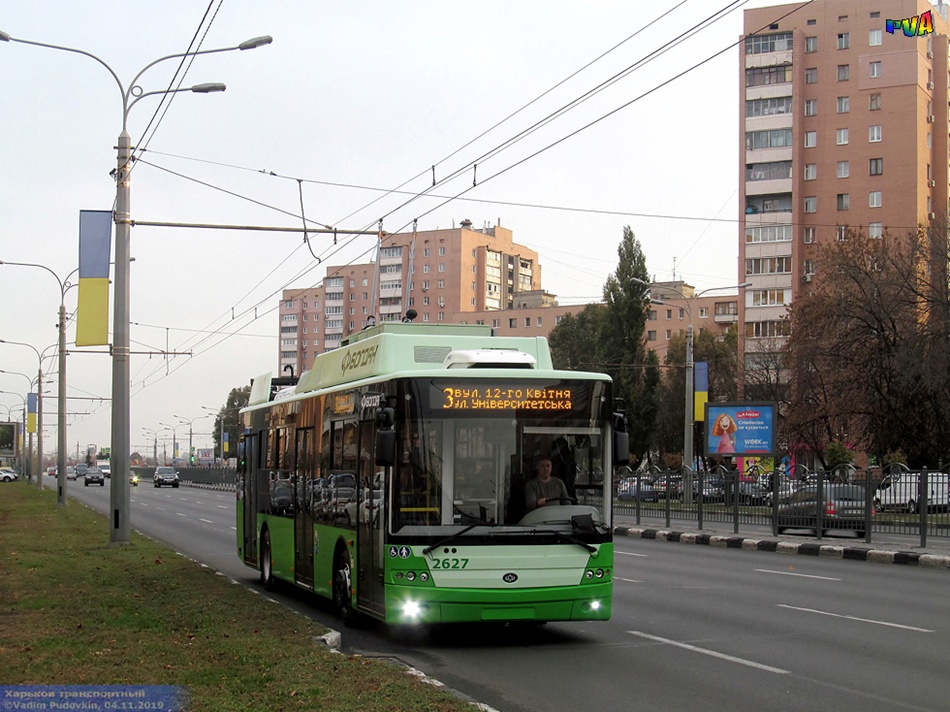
[0,483,477,712]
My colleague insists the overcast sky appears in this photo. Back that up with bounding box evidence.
[0,0,784,458]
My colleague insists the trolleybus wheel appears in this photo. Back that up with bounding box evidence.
[261,530,275,591]
[333,549,356,627]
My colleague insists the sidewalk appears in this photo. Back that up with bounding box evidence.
[612,514,950,570]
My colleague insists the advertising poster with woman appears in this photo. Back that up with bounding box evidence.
[705,403,775,456]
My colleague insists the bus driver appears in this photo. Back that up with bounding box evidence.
[524,456,571,511]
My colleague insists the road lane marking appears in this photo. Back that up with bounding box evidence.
[176,512,187,517]
[776,604,934,632]
[199,518,214,524]
[615,551,648,558]
[755,568,841,581]
[627,631,791,674]
[616,577,643,583]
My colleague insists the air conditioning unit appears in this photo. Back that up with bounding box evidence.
[927,81,935,90]
[928,114,936,123]
[801,274,813,283]
[929,179,937,187]
[929,212,937,220]
[928,50,934,59]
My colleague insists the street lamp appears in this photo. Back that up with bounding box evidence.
[174,413,212,465]
[0,389,29,478]
[202,405,238,464]
[141,428,159,467]
[160,422,183,466]
[634,278,751,503]
[1,30,272,544]
[0,261,78,506]
[0,339,43,490]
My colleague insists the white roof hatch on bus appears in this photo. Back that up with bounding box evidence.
[442,349,537,369]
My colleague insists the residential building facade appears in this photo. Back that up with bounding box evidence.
[739,0,949,393]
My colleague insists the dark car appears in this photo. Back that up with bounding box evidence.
[776,484,869,537]
[84,467,105,487]
[618,481,660,503]
[153,466,180,488]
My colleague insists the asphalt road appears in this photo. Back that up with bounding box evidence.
[61,479,950,712]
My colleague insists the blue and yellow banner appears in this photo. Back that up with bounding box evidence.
[694,361,708,421]
[26,393,37,434]
[76,210,113,346]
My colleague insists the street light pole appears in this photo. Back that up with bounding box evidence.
[0,261,78,506]
[0,339,43,490]
[1,30,272,544]
[174,413,211,465]
[0,389,29,478]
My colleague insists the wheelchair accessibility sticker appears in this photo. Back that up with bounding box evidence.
[389,545,411,559]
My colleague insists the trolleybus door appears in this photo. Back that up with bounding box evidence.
[294,428,315,588]
[356,421,385,616]
[242,433,260,566]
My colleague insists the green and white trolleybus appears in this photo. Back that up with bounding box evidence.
[237,319,628,625]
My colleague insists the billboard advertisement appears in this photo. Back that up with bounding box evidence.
[705,403,776,457]
[0,422,20,458]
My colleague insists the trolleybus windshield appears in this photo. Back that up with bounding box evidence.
[392,377,610,537]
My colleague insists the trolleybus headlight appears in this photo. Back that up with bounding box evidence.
[590,600,602,611]
[585,570,594,580]
[419,572,429,582]
[406,571,416,582]
[402,600,423,619]
[595,569,604,578]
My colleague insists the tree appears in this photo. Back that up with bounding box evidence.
[211,385,250,463]
[600,226,659,462]
[783,228,950,467]
[548,305,606,370]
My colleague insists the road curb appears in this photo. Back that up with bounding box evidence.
[614,526,950,569]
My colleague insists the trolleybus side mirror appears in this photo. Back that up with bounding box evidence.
[374,406,397,467]
[613,412,630,466]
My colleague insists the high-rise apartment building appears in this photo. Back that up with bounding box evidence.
[739,0,948,392]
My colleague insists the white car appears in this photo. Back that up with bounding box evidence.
[0,467,18,482]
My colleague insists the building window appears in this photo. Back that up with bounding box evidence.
[746,161,793,181]
[869,125,882,142]
[647,330,657,341]
[746,128,793,150]
[805,67,818,84]
[746,224,793,243]
[744,32,793,54]
[438,280,444,288]
[837,193,850,211]
[746,65,793,86]
[869,93,881,110]
[804,99,817,116]
[804,196,817,213]
[836,225,849,241]
[803,227,816,244]
[837,160,849,178]
[837,32,850,49]
[836,128,849,145]
[869,61,882,78]
[805,36,818,52]
[438,246,445,256]
[438,263,445,272]
[869,191,882,208]
[804,163,817,180]
[837,64,850,81]
[836,96,849,113]
[869,28,882,45]
[807,19,816,25]
[869,158,883,175]
[869,222,883,238]
[746,96,793,117]
[804,131,817,148]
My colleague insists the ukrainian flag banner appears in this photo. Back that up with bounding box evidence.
[27,393,37,434]
[76,210,113,346]
[694,361,708,422]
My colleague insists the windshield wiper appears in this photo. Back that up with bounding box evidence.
[535,529,597,554]
[422,524,478,556]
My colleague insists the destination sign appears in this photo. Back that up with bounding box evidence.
[438,386,573,411]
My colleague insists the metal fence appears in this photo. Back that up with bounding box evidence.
[132,465,236,488]
[614,465,950,547]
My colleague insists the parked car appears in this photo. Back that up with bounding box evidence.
[737,481,770,506]
[66,466,78,480]
[617,481,660,503]
[776,484,869,537]
[84,467,105,486]
[764,481,799,508]
[874,472,949,513]
[0,467,18,482]
[650,475,683,500]
[153,466,180,488]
